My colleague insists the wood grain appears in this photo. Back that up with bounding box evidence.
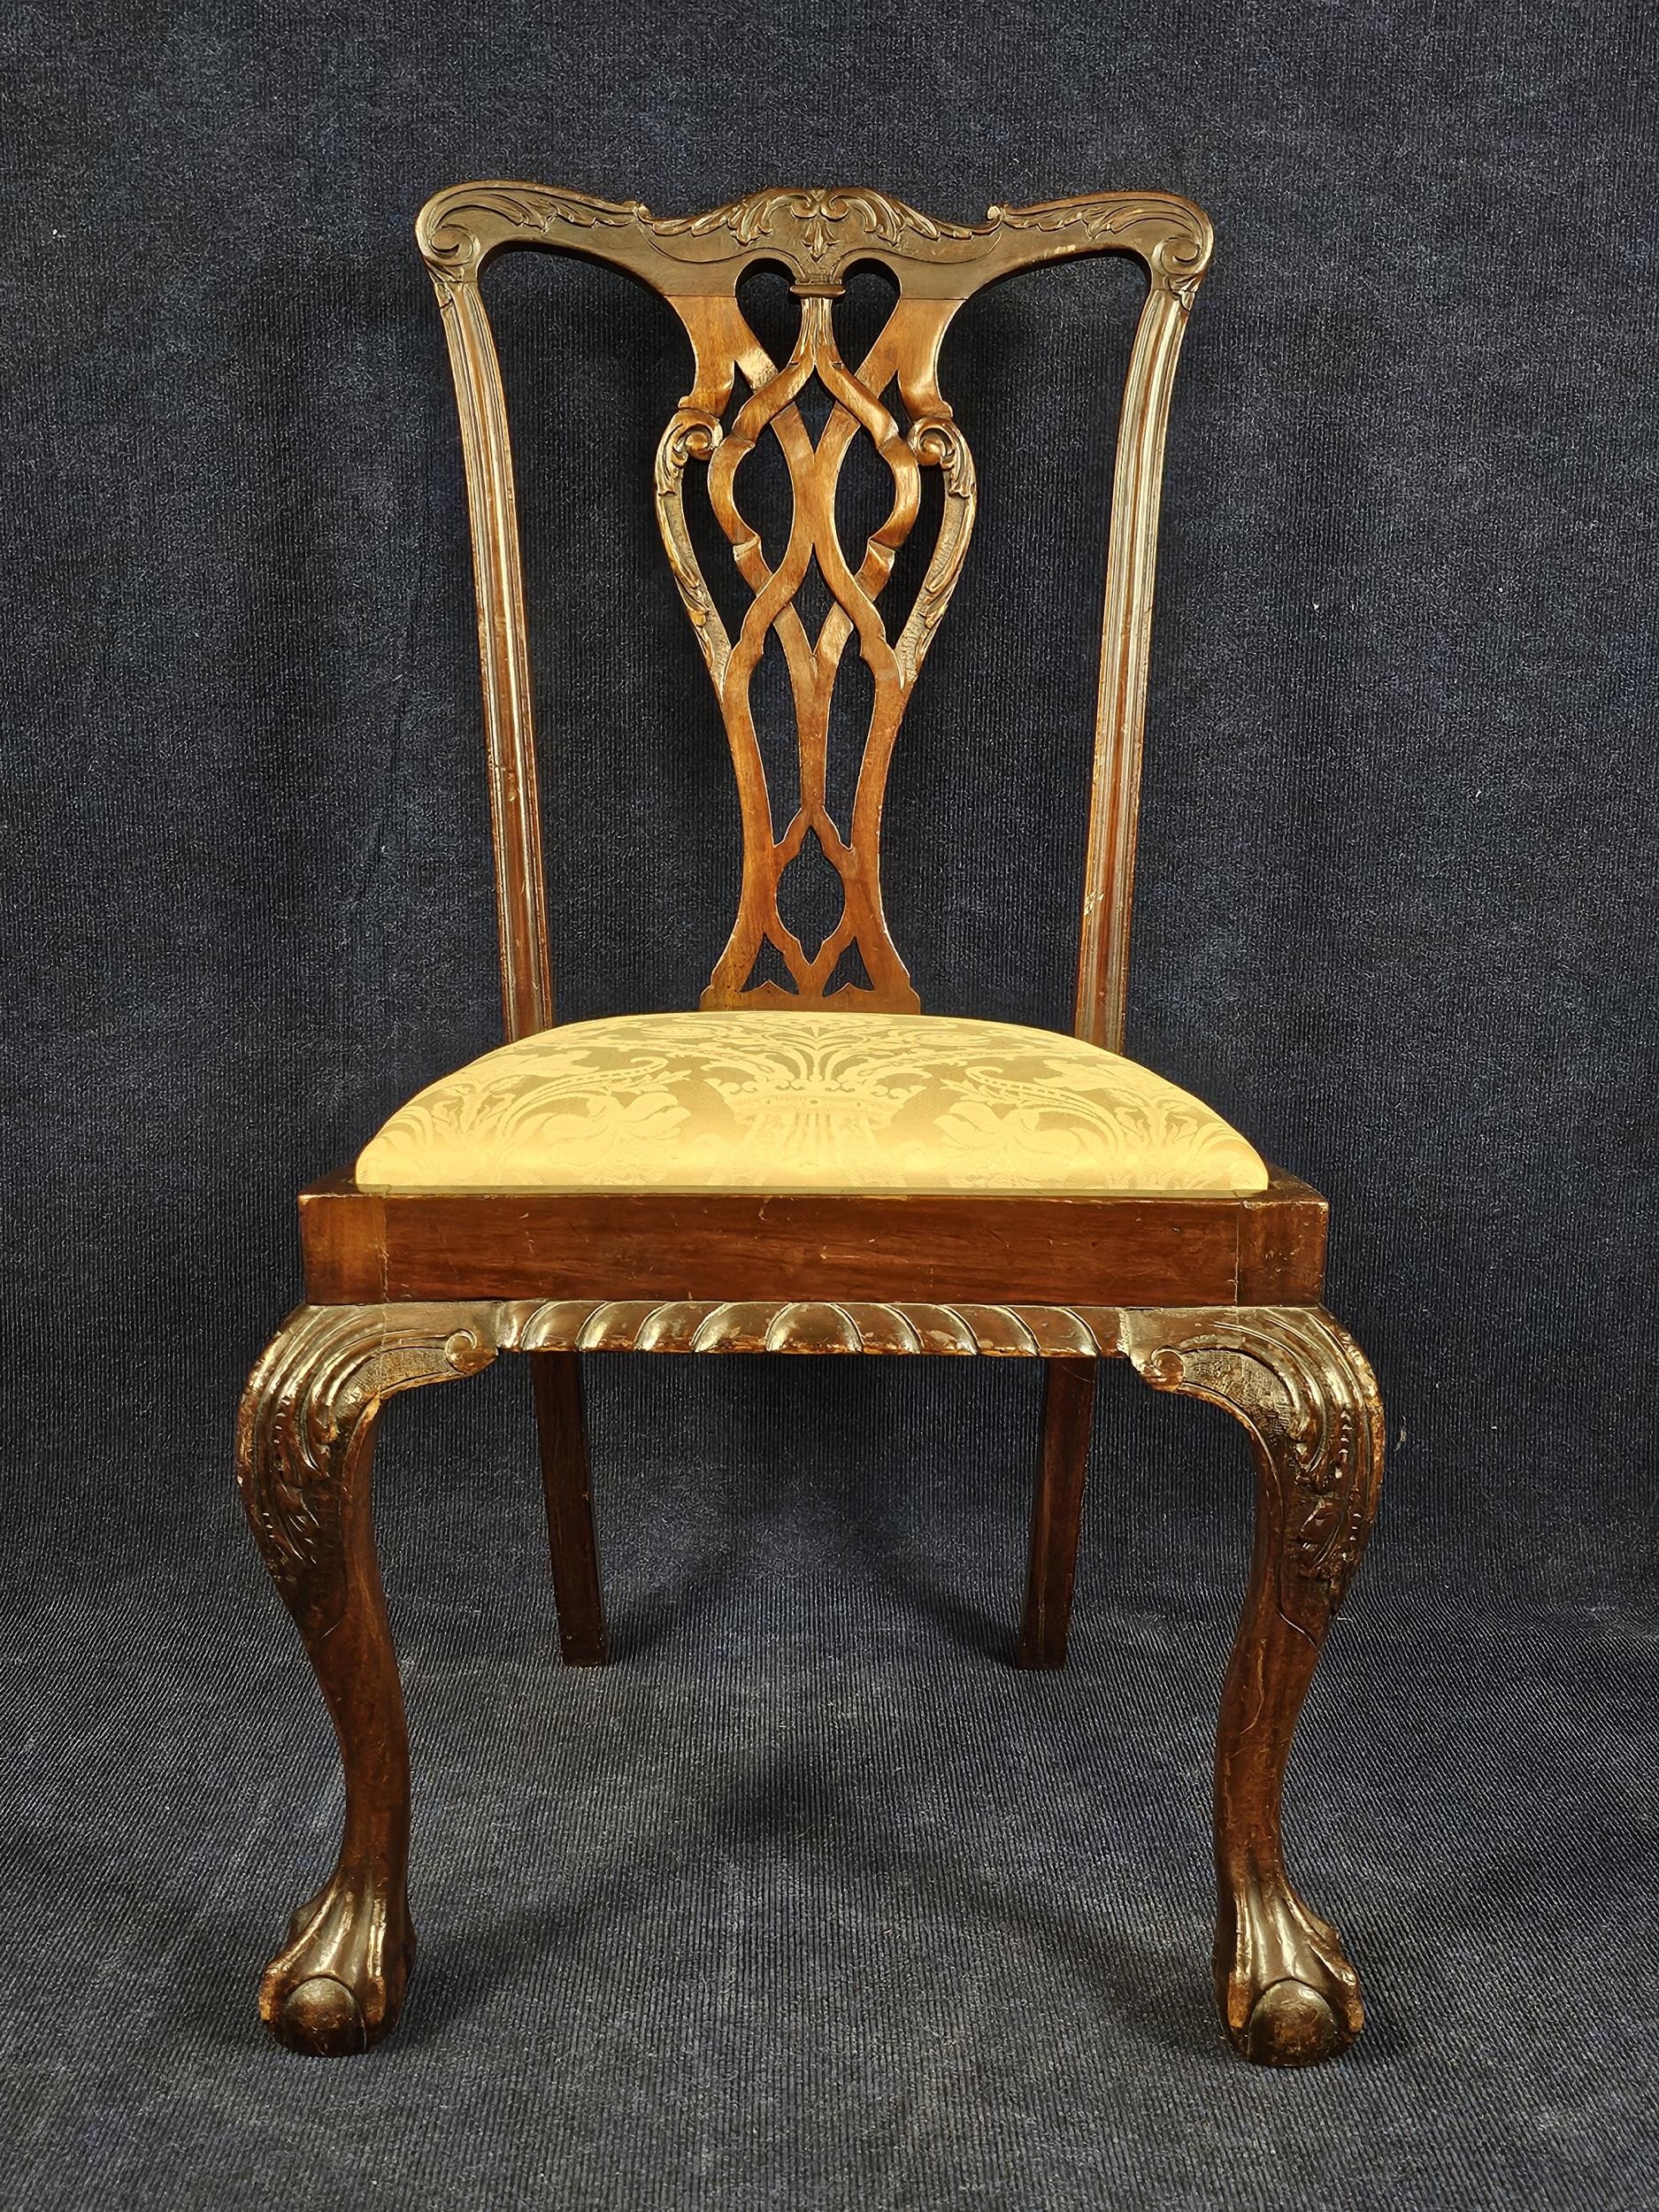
[297,1176,1327,1310]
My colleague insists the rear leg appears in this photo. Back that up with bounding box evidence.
[531,1349,608,1664]
[1018,1356,1096,1669]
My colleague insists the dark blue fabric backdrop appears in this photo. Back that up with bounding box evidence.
[3,4,1655,2207]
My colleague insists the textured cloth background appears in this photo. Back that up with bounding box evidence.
[2,3,1655,2207]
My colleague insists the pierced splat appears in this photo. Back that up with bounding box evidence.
[417,184,1213,1038]
[657,280,975,1008]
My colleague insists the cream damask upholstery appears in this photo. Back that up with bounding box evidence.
[356,1012,1269,1196]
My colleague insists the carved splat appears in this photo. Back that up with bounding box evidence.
[417,184,1212,1038]
[653,285,975,1009]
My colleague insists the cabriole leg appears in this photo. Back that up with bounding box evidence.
[236,1301,498,2055]
[530,1350,607,1664]
[1018,1356,1096,1669]
[1123,1304,1384,2067]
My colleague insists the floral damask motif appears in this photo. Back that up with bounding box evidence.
[356,1012,1269,1195]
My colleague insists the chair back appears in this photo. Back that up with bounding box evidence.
[417,182,1212,1049]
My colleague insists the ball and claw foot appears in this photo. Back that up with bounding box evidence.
[257,1870,414,2056]
[1220,1875,1363,2068]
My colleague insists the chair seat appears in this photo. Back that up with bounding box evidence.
[356,1011,1269,1196]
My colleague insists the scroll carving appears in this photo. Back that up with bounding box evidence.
[417,182,1212,297]
[650,187,977,265]
[987,196,1211,306]
[420,185,649,287]
[654,408,730,680]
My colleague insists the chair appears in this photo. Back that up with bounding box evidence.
[238,181,1384,2070]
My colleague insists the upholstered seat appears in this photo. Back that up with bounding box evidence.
[356,1011,1269,1195]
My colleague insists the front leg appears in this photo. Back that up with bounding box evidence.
[237,1302,499,2054]
[1122,1305,1384,2067]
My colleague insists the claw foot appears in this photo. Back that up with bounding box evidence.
[258,1868,414,2055]
[1218,1873,1363,2067]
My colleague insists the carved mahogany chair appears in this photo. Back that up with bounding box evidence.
[239,182,1383,2070]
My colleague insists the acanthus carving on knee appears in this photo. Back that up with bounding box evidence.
[237,1302,501,1628]
[1118,1303,1384,1631]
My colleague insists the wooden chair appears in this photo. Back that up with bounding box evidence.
[238,182,1384,2070]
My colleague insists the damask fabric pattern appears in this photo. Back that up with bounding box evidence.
[355,1011,1271,1194]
